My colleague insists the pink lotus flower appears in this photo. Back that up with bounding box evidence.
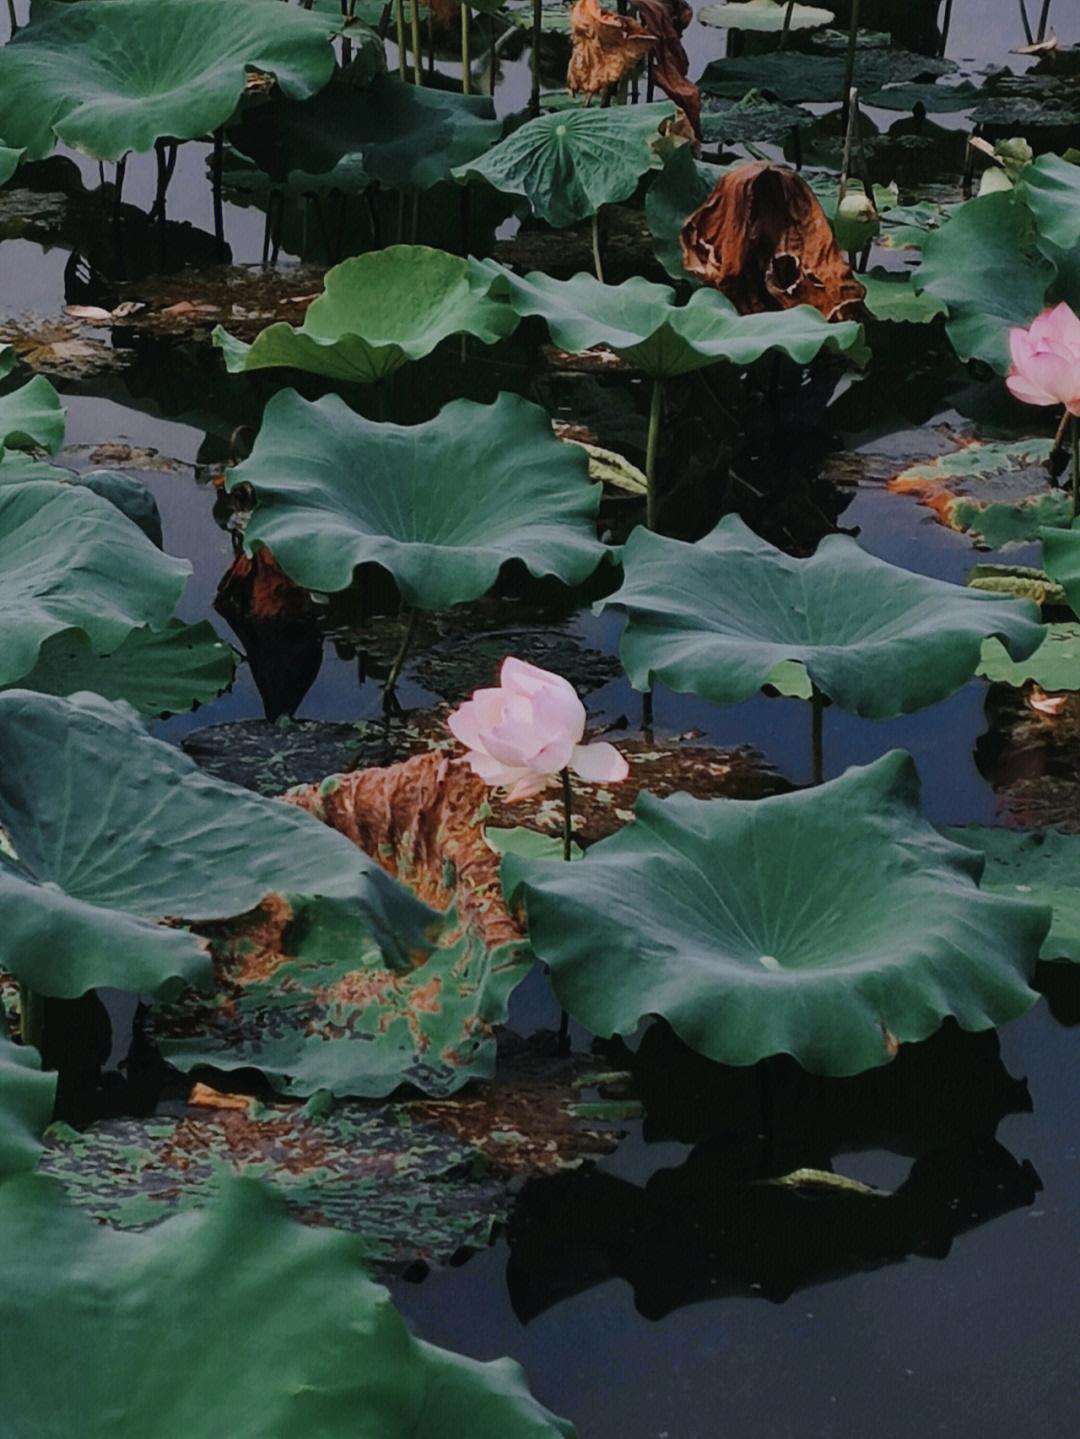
[1006,302,1080,414]
[448,657,629,803]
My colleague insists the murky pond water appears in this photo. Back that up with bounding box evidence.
[2,0,1078,1434]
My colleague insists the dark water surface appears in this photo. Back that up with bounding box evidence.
[2,0,1078,1434]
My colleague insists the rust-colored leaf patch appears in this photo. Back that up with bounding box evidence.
[286,751,522,951]
[630,0,701,139]
[568,0,656,101]
[680,163,869,321]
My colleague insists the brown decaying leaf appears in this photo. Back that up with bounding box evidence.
[629,0,701,140]
[567,0,656,100]
[285,752,524,950]
[422,0,460,29]
[680,163,870,322]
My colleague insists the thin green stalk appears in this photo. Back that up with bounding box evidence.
[395,0,407,77]
[558,767,573,1051]
[18,983,44,1054]
[1071,413,1078,522]
[384,606,420,708]
[461,1,471,93]
[1036,0,1051,43]
[591,209,604,282]
[938,0,953,56]
[530,0,541,114]
[810,684,824,786]
[645,376,664,531]
[1017,0,1034,46]
[411,0,423,84]
[841,0,860,131]
[779,0,795,48]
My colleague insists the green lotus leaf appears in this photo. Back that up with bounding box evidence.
[0,690,422,999]
[645,146,731,281]
[0,145,21,186]
[473,263,867,378]
[940,827,1080,964]
[699,47,955,104]
[859,271,948,325]
[214,247,519,383]
[226,389,605,608]
[698,1,834,31]
[979,623,1080,691]
[912,191,1056,373]
[153,891,533,1098]
[78,469,164,547]
[1018,152,1080,255]
[0,1034,56,1181]
[14,619,237,717]
[966,563,1066,606]
[0,481,190,688]
[702,92,818,146]
[0,354,64,456]
[0,1174,576,1438]
[859,80,986,113]
[1040,523,1080,616]
[595,514,1045,717]
[452,102,676,228]
[225,72,502,195]
[0,0,339,162]
[503,752,1049,1075]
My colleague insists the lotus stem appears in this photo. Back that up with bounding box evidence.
[591,210,604,282]
[530,0,541,115]
[810,684,825,786]
[411,0,423,84]
[461,2,471,93]
[488,14,497,97]
[642,689,654,736]
[1017,0,1034,46]
[395,0,407,77]
[384,605,420,709]
[18,983,44,1055]
[212,127,226,261]
[5,0,17,39]
[645,376,664,531]
[842,0,860,131]
[558,767,573,1052]
[1071,414,1078,522]
[938,0,953,56]
[779,0,795,48]
[1036,0,1052,42]
[837,86,858,205]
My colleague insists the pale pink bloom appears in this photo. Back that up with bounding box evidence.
[1006,302,1080,414]
[448,656,629,803]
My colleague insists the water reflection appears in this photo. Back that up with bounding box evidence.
[507,1020,1040,1321]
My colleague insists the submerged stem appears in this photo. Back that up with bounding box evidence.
[384,606,420,708]
[461,1,471,93]
[18,984,44,1055]
[810,685,824,786]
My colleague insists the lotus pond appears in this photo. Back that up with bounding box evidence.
[1,0,1079,1434]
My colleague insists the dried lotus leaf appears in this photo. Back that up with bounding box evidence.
[680,162,869,321]
[568,0,656,99]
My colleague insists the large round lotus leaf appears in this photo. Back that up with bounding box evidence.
[452,102,676,229]
[0,0,338,162]
[0,1175,576,1439]
[225,72,502,195]
[0,690,424,999]
[213,246,519,383]
[13,619,237,717]
[596,515,1045,716]
[859,271,947,325]
[698,1,834,31]
[0,481,190,688]
[940,826,1080,965]
[645,147,731,281]
[912,191,1056,374]
[0,348,64,456]
[979,624,1080,692]
[1018,153,1080,256]
[472,263,866,378]
[226,389,605,609]
[503,752,1048,1075]
[0,1034,55,1181]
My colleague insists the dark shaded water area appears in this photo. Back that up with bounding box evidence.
[2,0,1079,1435]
